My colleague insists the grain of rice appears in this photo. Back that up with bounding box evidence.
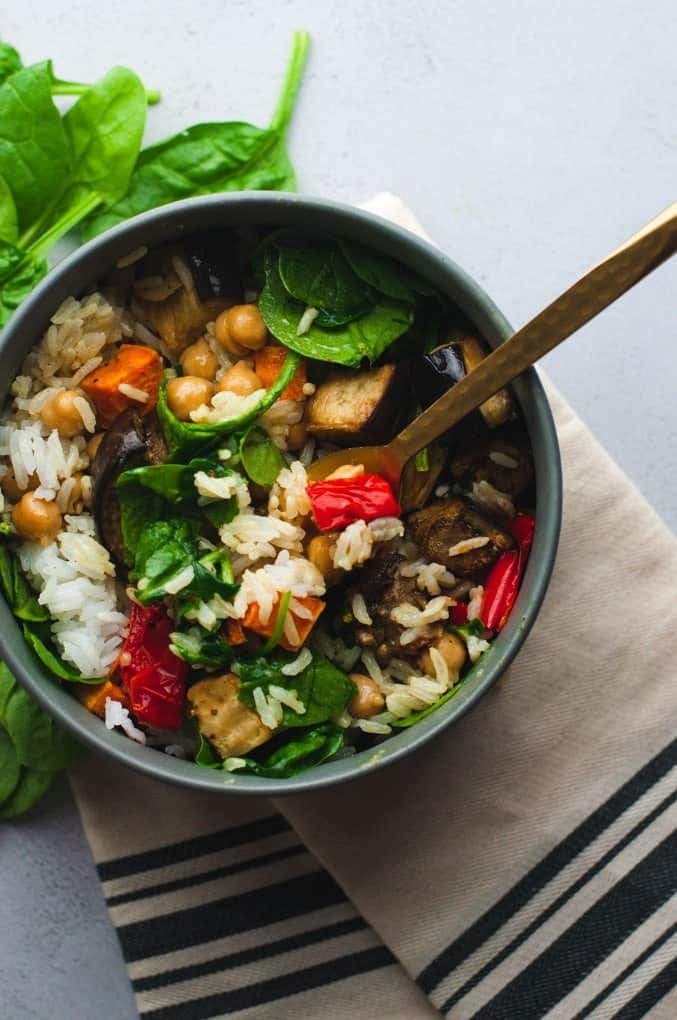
[104,698,145,742]
[435,483,450,497]
[333,709,352,729]
[268,684,306,714]
[355,718,392,735]
[489,450,519,469]
[471,479,515,519]
[281,647,312,675]
[467,585,484,620]
[448,536,490,557]
[299,437,316,466]
[73,395,96,432]
[163,565,195,595]
[352,592,372,626]
[368,516,405,543]
[282,610,300,646]
[428,646,449,686]
[224,757,247,771]
[116,246,147,269]
[302,382,316,396]
[391,595,451,628]
[118,382,149,403]
[333,519,373,571]
[361,650,384,686]
[297,306,319,335]
[466,633,490,663]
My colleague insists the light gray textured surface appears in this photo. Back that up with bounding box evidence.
[1,2,675,1018]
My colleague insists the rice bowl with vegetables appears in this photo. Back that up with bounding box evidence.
[0,225,537,780]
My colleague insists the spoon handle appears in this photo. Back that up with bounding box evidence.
[393,201,677,461]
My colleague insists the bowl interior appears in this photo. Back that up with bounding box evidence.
[0,193,562,795]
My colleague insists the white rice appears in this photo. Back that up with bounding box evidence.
[118,382,148,403]
[400,558,456,596]
[281,647,313,675]
[18,514,127,677]
[448,536,490,557]
[489,450,519,469]
[194,470,251,509]
[231,550,325,626]
[190,388,265,425]
[390,595,451,629]
[466,633,491,663]
[269,461,311,522]
[471,479,515,519]
[354,718,392,735]
[297,306,319,335]
[368,516,405,543]
[116,246,147,269]
[219,510,304,562]
[104,698,145,743]
[467,585,485,620]
[268,684,306,714]
[351,592,372,626]
[333,519,373,571]
[361,649,385,686]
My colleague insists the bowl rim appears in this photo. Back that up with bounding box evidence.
[0,191,562,796]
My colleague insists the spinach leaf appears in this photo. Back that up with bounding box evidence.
[0,543,49,622]
[239,427,285,487]
[134,518,196,604]
[195,732,221,768]
[0,765,53,819]
[0,174,18,242]
[0,41,22,85]
[21,66,148,253]
[228,723,344,778]
[0,662,17,722]
[118,456,235,505]
[238,653,356,728]
[0,249,47,326]
[82,31,310,240]
[0,61,71,232]
[157,351,301,459]
[22,622,98,682]
[170,627,235,670]
[277,239,373,326]
[4,685,83,771]
[340,240,433,303]
[118,484,164,562]
[259,250,413,366]
[0,728,20,806]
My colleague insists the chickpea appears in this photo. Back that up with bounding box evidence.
[217,361,263,397]
[39,389,88,438]
[12,492,62,546]
[214,304,268,356]
[420,633,467,679]
[348,674,385,719]
[86,432,104,462]
[1,467,37,504]
[286,422,308,452]
[166,376,214,421]
[180,338,218,380]
[307,534,343,586]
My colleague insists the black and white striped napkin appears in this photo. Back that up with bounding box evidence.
[71,196,677,1020]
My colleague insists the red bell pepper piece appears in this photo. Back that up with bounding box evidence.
[119,603,188,730]
[480,512,535,632]
[450,602,469,625]
[306,473,401,531]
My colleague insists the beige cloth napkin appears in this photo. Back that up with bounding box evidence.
[71,195,677,1020]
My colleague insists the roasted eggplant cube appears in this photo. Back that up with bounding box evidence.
[457,336,513,429]
[91,408,167,566]
[408,497,513,576]
[306,362,408,446]
[414,342,466,406]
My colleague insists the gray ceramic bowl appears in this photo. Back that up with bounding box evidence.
[0,193,561,795]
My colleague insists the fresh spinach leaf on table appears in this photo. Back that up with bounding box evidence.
[4,684,83,771]
[0,765,54,819]
[82,31,310,239]
[0,41,22,85]
[0,728,20,806]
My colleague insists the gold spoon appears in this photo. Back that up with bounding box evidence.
[307,201,677,489]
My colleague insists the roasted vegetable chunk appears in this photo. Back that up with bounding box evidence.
[306,362,407,445]
[450,437,533,500]
[187,673,272,760]
[408,497,513,576]
[91,407,167,565]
